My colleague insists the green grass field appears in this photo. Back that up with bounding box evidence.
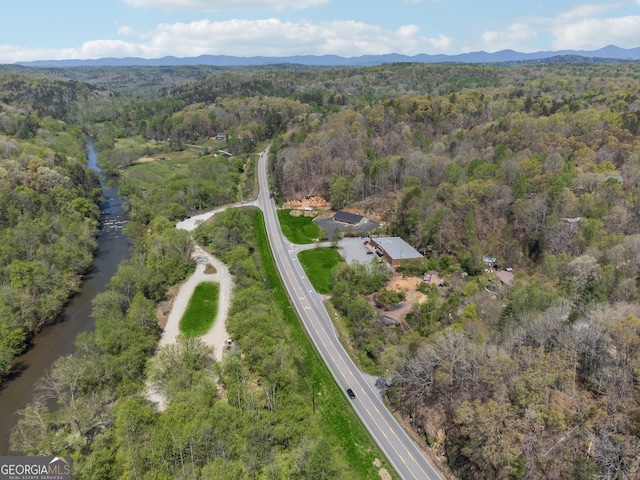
[277,209,322,244]
[298,247,344,294]
[253,210,398,479]
[127,156,195,183]
[179,282,219,337]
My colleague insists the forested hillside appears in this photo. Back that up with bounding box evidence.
[161,63,640,479]
[263,64,640,479]
[0,74,103,378]
[264,64,640,479]
[5,62,640,479]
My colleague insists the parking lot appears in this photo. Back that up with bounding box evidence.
[337,237,383,266]
[314,217,381,240]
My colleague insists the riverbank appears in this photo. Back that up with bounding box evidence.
[0,140,130,455]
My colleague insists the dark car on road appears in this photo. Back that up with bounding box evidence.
[346,388,356,399]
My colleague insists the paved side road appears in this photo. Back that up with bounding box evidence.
[174,200,257,231]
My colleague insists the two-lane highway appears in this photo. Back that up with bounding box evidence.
[255,147,444,480]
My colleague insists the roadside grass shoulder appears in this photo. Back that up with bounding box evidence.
[298,247,344,294]
[253,210,398,480]
[277,209,321,244]
[179,282,219,337]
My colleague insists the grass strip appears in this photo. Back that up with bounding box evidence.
[179,282,219,337]
[277,209,321,244]
[253,209,399,480]
[298,247,344,294]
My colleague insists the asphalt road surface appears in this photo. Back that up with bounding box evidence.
[256,147,444,480]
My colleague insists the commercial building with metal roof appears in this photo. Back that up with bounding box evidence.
[370,237,423,266]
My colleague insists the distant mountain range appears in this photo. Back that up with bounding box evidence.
[15,45,640,68]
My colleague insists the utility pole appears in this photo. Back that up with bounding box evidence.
[311,379,316,415]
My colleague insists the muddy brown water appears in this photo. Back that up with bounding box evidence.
[0,140,130,454]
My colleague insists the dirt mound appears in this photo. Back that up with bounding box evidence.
[284,196,331,211]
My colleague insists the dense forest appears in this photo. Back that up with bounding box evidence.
[0,75,103,378]
[2,61,640,479]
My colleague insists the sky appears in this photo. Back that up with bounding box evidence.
[1,0,640,63]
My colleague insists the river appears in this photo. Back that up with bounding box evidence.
[0,139,130,454]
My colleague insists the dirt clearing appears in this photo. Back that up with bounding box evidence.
[375,274,428,326]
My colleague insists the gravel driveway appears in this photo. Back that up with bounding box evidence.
[157,244,233,362]
[148,212,235,410]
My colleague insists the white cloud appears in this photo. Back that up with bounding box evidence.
[0,45,65,64]
[551,15,640,50]
[121,0,329,10]
[476,3,640,53]
[117,25,151,39]
[77,39,156,58]
[480,23,538,52]
[544,2,640,50]
[0,18,452,62]
[556,3,616,22]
